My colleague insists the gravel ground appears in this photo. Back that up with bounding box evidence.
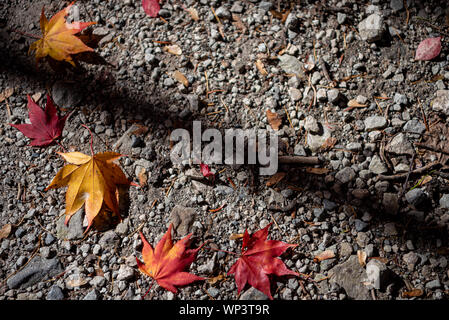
[0,0,449,301]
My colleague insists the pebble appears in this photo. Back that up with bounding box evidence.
[425,279,441,290]
[368,155,388,174]
[386,133,414,156]
[405,188,427,207]
[366,259,391,290]
[439,194,449,208]
[335,167,356,184]
[358,13,384,42]
[364,116,387,131]
[46,285,64,300]
[431,90,449,115]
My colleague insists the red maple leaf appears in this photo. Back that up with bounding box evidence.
[10,94,68,147]
[136,223,204,293]
[228,223,298,299]
[142,0,161,18]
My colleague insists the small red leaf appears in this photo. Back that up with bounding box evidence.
[142,0,161,18]
[200,163,214,179]
[228,223,298,299]
[10,94,68,147]
[415,37,442,61]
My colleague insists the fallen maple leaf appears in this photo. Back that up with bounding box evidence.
[200,163,214,179]
[10,94,68,147]
[29,2,96,66]
[45,150,132,231]
[136,224,204,293]
[142,0,161,18]
[228,223,298,300]
[415,36,442,61]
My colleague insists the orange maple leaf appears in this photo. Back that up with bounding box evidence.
[136,224,205,293]
[29,1,96,66]
[45,151,132,231]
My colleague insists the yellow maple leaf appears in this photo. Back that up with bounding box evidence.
[45,151,131,231]
[29,1,96,66]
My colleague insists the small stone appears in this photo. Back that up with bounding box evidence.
[52,81,84,108]
[99,230,119,249]
[364,115,387,131]
[288,87,302,102]
[294,144,307,156]
[215,6,231,19]
[169,205,196,237]
[304,116,320,134]
[384,222,398,236]
[278,54,304,79]
[425,279,441,290]
[390,0,404,11]
[386,133,414,156]
[440,194,449,208]
[354,219,369,232]
[46,285,64,300]
[90,276,106,288]
[239,287,269,300]
[383,193,399,215]
[316,88,327,102]
[369,155,388,175]
[7,256,62,289]
[327,89,341,104]
[207,287,220,298]
[432,90,449,116]
[83,289,99,300]
[358,14,384,42]
[366,259,391,290]
[335,167,356,184]
[116,265,134,281]
[339,242,353,257]
[403,120,426,135]
[307,125,331,153]
[405,188,427,207]
[393,93,408,105]
[337,12,347,24]
[403,252,419,269]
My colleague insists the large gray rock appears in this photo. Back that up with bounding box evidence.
[7,256,63,289]
[328,255,371,300]
[358,13,385,42]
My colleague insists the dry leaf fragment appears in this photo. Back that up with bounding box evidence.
[66,277,88,288]
[347,99,367,108]
[255,59,268,76]
[266,172,286,187]
[313,250,336,263]
[138,167,147,187]
[320,137,337,151]
[305,167,330,175]
[229,233,244,240]
[187,7,199,21]
[266,109,282,130]
[357,250,367,267]
[172,70,189,87]
[0,224,12,239]
[0,87,14,103]
[415,37,442,61]
[402,289,424,298]
[163,44,182,55]
[207,274,225,285]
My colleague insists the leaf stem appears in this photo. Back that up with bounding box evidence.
[81,124,94,155]
[55,139,67,153]
[10,29,41,39]
[205,246,237,256]
[141,278,154,300]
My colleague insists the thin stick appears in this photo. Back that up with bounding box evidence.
[278,155,320,165]
[378,162,441,181]
[283,105,294,129]
[10,29,40,39]
[417,98,429,132]
[141,279,154,300]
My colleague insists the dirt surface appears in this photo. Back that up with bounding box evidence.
[0,0,449,300]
